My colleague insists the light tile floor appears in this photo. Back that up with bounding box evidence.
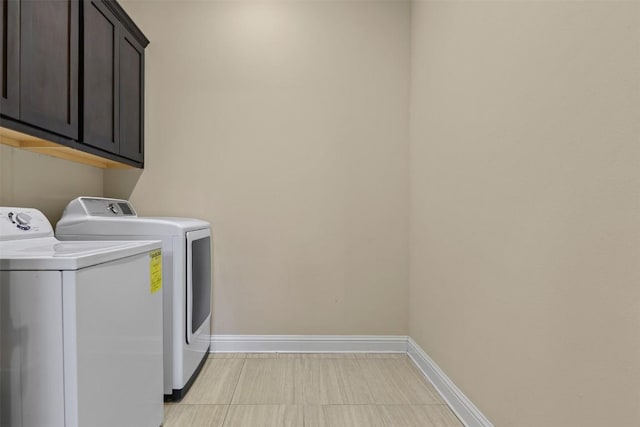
[164,353,463,427]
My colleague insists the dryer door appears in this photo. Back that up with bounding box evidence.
[185,228,211,344]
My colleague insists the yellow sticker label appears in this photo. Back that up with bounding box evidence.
[150,250,162,294]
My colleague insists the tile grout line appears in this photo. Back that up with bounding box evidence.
[298,358,306,407]
[354,354,380,408]
[300,358,307,427]
[220,356,247,426]
[358,357,391,426]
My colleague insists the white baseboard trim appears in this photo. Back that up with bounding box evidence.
[207,334,492,427]
[210,334,408,353]
[407,337,494,427]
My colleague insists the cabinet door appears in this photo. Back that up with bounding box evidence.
[20,0,78,139]
[119,29,144,163]
[0,0,19,118]
[82,0,119,153]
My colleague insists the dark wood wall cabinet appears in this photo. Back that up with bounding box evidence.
[0,0,149,168]
[1,0,20,119]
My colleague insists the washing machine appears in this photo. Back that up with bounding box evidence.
[0,207,163,427]
[56,197,211,401]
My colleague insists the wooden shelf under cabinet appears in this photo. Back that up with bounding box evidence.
[0,127,134,169]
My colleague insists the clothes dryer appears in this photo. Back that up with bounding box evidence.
[56,197,211,401]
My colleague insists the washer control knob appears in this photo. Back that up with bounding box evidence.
[108,203,118,215]
[15,212,32,226]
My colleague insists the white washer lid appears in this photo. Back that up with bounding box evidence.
[0,237,162,271]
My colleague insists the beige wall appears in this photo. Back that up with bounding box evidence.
[107,0,411,335]
[409,1,640,426]
[2,2,639,424]
[0,144,103,224]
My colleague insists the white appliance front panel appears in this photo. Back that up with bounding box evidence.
[0,254,163,427]
[172,233,210,392]
[53,232,210,396]
[0,271,65,427]
[63,253,163,427]
[185,228,211,344]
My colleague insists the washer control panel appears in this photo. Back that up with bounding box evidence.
[0,207,54,240]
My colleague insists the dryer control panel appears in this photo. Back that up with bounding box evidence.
[0,207,53,240]
[63,197,137,218]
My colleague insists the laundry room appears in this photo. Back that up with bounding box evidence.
[1,1,639,426]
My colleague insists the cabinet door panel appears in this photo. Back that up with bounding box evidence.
[20,0,78,139]
[119,32,143,162]
[1,0,19,118]
[82,0,119,153]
